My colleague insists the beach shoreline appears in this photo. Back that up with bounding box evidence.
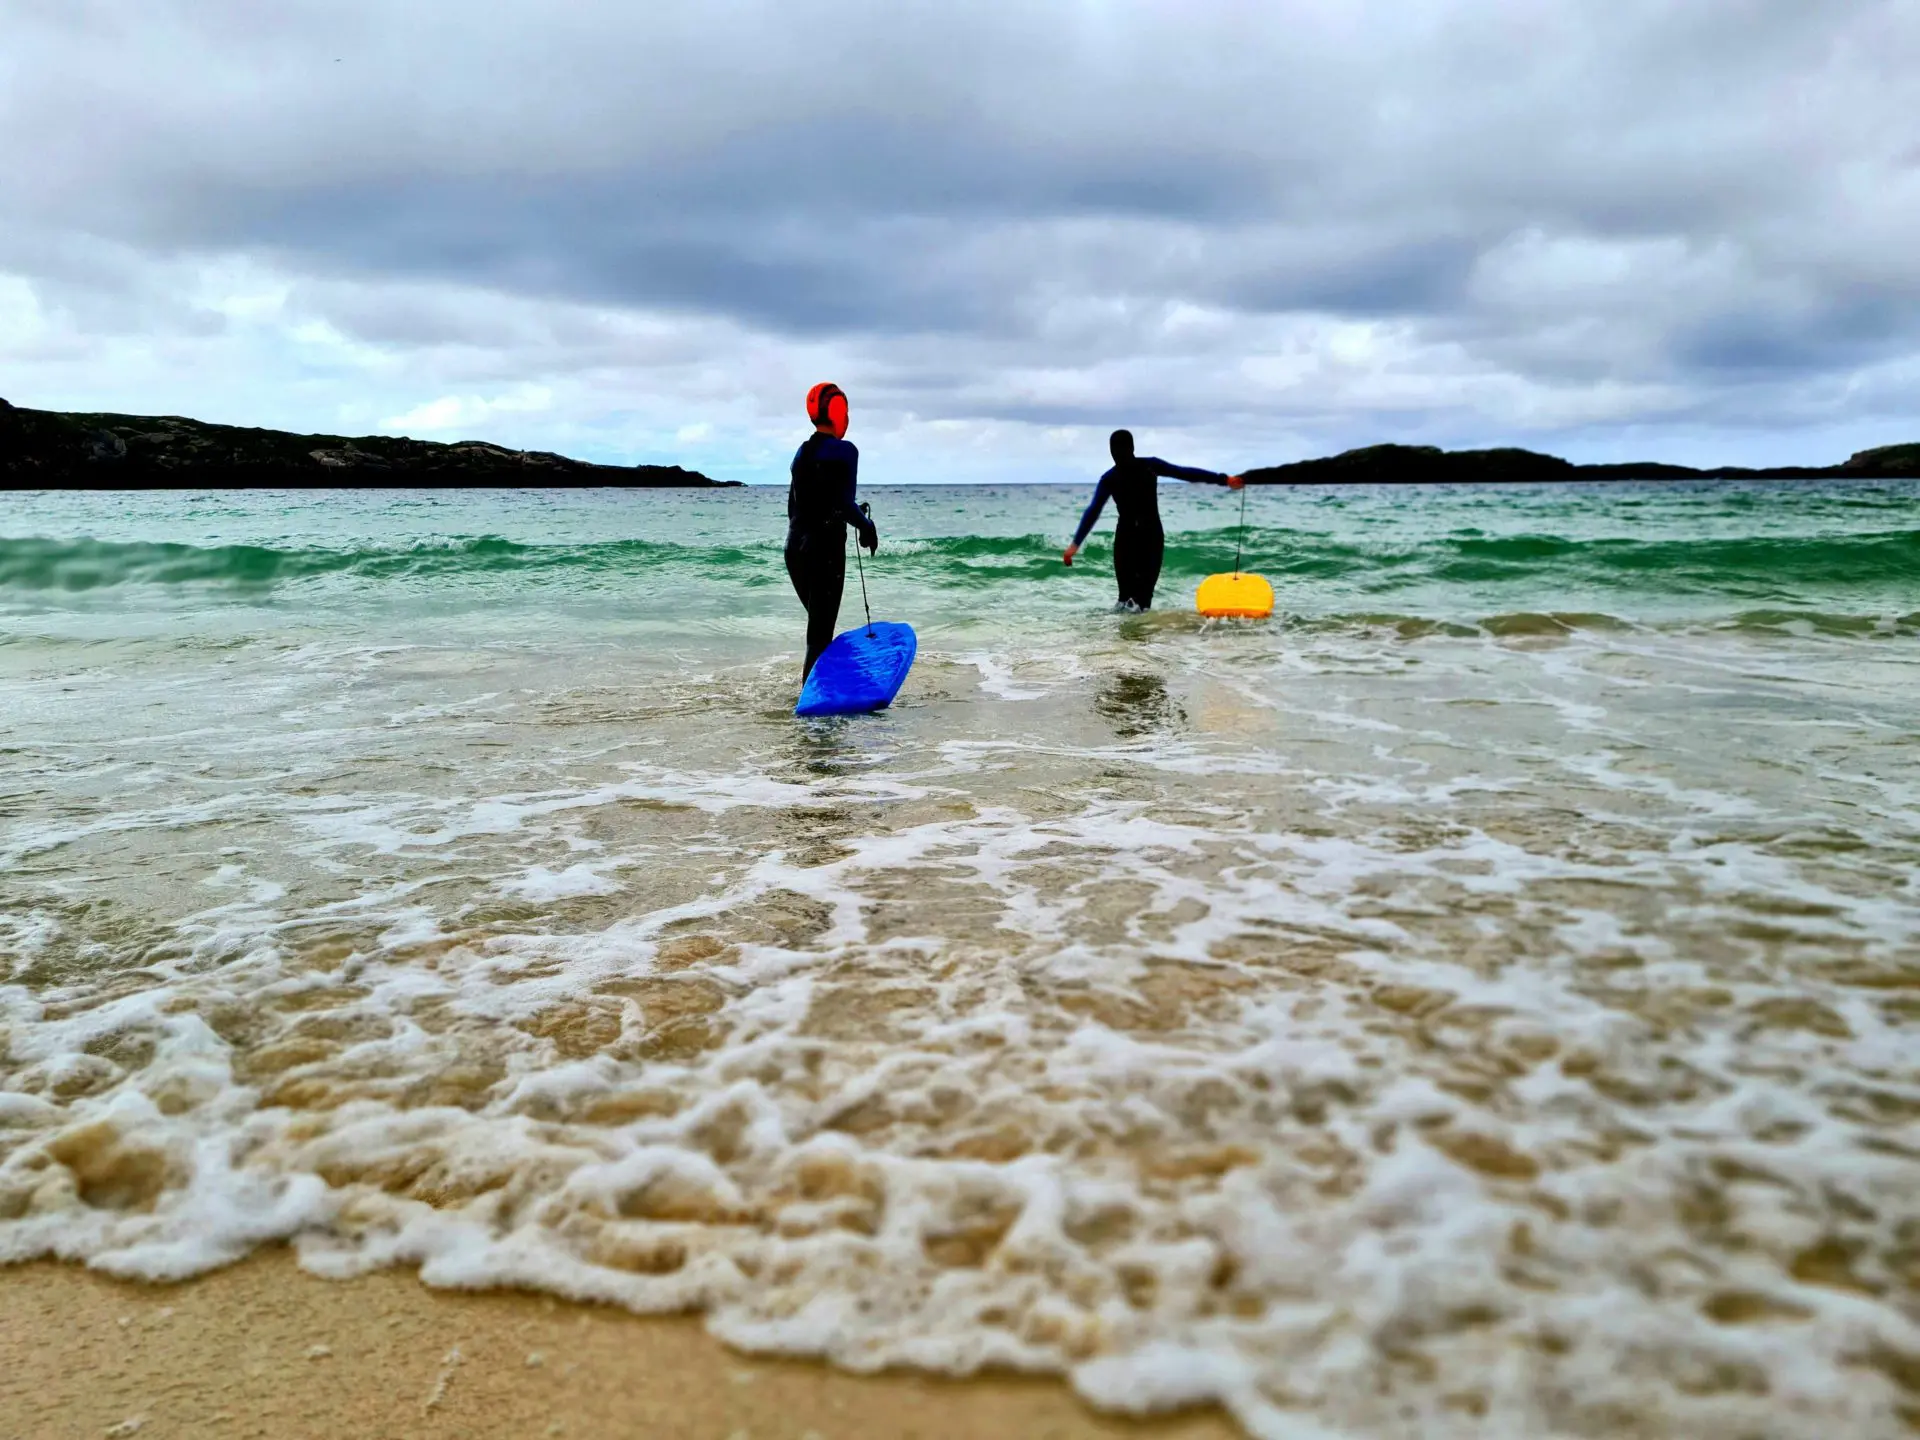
[4,483,1915,1438]
[0,1251,1239,1440]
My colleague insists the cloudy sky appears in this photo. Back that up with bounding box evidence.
[3,1,1916,483]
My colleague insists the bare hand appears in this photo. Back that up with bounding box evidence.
[1062,543,1078,566]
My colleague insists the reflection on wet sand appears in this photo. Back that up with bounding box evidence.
[1095,669,1187,739]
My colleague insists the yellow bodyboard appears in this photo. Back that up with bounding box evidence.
[1196,572,1275,619]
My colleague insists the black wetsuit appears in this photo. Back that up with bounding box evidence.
[786,432,876,679]
[1071,456,1230,609]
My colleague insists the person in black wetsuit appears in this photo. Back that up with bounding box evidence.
[787,382,878,681]
[1062,429,1243,609]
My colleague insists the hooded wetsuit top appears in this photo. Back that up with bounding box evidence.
[789,432,869,536]
[1071,456,1230,548]
[786,432,877,679]
[1071,456,1229,610]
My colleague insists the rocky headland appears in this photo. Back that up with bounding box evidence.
[1242,441,1920,485]
[0,398,738,486]
[5,396,1913,487]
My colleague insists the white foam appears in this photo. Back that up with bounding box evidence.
[498,864,621,901]
[6,558,1920,1439]
[0,1093,60,1128]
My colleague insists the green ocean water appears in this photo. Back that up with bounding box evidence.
[2,481,1918,1440]
[3,483,1914,629]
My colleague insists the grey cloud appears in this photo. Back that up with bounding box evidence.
[1671,294,1920,378]
[1,0,1917,464]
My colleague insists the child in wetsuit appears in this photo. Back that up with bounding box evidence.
[787,382,879,680]
[1062,429,1242,609]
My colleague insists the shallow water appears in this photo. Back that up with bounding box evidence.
[2,482,1917,1438]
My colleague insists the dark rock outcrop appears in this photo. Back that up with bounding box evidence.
[0,397,739,486]
[1843,442,1920,475]
[1241,440,1920,485]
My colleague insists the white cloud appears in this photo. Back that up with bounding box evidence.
[382,384,553,437]
[1,0,1915,475]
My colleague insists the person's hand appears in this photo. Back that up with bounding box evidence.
[1062,543,1079,566]
[861,522,879,555]
[1227,474,1245,490]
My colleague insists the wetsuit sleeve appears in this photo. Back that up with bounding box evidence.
[837,443,877,543]
[835,443,860,525]
[1148,457,1230,485]
[1071,470,1116,547]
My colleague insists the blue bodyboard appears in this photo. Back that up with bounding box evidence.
[795,622,917,717]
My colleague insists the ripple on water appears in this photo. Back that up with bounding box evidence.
[3,484,1919,1439]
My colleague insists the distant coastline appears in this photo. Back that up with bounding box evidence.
[1242,440,1920,485]
[4,396,1914,486]
[0,397,738,487]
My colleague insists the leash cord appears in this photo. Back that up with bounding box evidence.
[855,503,874,634]
[1234,481,1247,575]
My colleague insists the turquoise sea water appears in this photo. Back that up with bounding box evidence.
[1,482,1917,1438]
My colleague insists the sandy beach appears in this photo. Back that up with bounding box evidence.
[0,1254,1238,1440]
[5,485,1916,1437]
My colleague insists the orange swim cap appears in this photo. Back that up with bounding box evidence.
[806,382,848,439]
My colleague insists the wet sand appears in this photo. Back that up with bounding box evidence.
[0,1252,1239,1440]
[8,485,1916,1437]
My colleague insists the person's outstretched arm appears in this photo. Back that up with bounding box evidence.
[1063,470,1115,564]
[1148,457,1243,488]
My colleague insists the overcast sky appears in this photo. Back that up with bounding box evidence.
[3,0,1916,482]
